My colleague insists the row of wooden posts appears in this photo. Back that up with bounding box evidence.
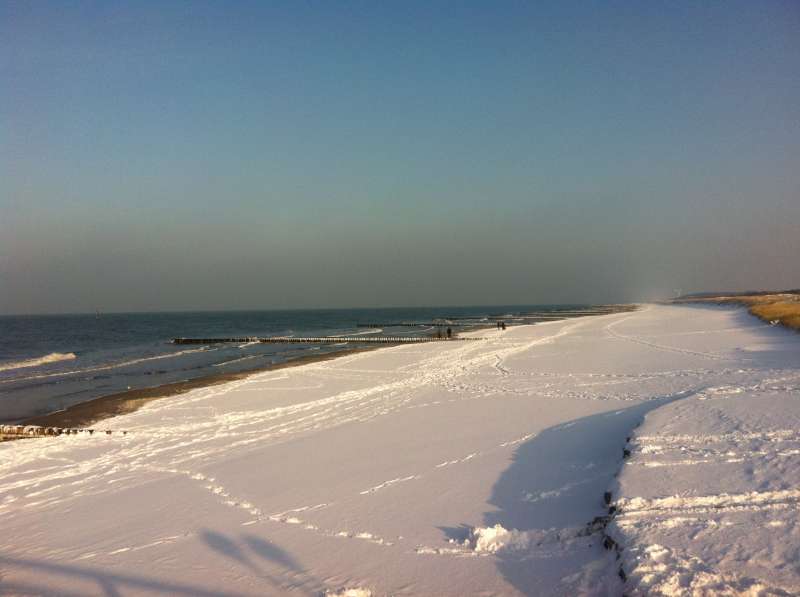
[173,336,478,345]
[356,322,470,328]
[1,425,126,439]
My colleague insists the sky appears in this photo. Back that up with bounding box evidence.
[2,1,799,314]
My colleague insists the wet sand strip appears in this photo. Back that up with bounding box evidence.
[18,345,383,431]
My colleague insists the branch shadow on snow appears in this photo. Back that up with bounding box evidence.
[0,531,316,596]
[479,392,696,595]
[0,553,244,597]
[243,534,304,573]
[200,529,318,594]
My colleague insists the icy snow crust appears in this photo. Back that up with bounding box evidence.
[1,305,798,595]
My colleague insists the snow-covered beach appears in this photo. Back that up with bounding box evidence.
[1,304,799,596]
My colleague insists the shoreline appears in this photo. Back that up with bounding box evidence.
[8,307,633,435]
[13,326,493,433]
[9,304,770,595]
[18,344,385,431]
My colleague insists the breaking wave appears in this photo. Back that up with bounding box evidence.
[0,347,212,383]
[0,352,77,373]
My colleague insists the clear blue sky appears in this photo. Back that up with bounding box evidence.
[2,1,799,313]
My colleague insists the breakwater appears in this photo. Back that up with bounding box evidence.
[173,336,476,345]
[1,424,126,440]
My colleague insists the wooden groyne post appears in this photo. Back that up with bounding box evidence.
[172,336,480,345]
[1,424,127,440]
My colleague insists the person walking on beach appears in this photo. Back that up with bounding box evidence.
[446,327,452,339]
[501,322,506,330]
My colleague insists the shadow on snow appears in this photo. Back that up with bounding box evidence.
[0,530,317,597]
[479,391,696,595]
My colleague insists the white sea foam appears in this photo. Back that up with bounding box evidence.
[330,328,383,338]
[212,355,261,367]
[0,347,212,383]
[0,352,76,372]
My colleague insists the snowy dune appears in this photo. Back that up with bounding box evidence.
[608,314,800,595]
[1,305,798,596]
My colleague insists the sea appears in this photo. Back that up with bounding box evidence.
[0,305,585,422]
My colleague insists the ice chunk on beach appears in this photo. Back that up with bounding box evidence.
[470,525,531,553]
[325,589,373,597]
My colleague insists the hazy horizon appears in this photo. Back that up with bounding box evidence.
[4,292,800,318]
[0,301,635,318]
[3,1,799,315]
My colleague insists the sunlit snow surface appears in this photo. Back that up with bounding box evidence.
[1,305,798,595]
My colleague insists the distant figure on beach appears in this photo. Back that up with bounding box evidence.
[501,322,506,330]
[446,327,452,339]
[497,322,501,329]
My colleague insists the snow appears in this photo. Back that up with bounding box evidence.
[1,304,798,595]
[470,524,530,554]
[324,589,373,597]
[606,310,800,595]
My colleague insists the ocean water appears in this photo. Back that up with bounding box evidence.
[0,305,584,422]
